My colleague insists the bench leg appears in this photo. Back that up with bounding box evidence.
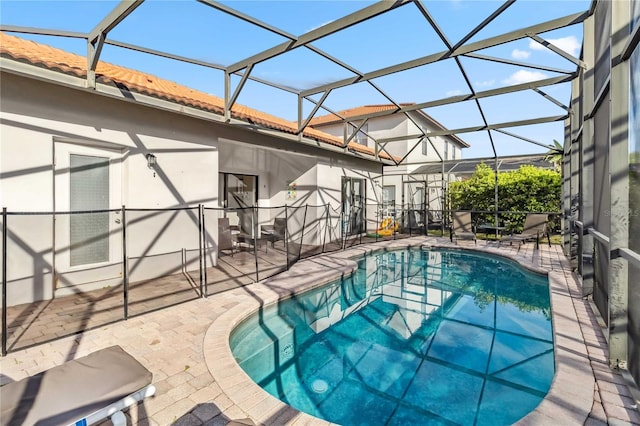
[111,411,127,426]
[83,384,156,425]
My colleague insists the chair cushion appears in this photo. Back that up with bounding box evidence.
[0,345,152,426]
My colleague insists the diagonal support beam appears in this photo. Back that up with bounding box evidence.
[343,119,369,147]
[197,0,297,40]
[301,10,588,97]
[88,33,104,71]
[422,0,504,159]
[87,33,105,89]
[377,114,568,142]
[492,129,556,150]
[88,0,144,44]
[448,0,516,52]
[201,0,411,133]
[374,140,399,166]
[105,39,300,95]
[297,90,331,134]
[621,22,640,61]
[226,0,410,74]
[533,88,570,111]
[461,52,575,75]
[528,33,586,69]
[305,74,574,126]
[226,63,254,116]
[398,137,426,165]
[86,0,143,88]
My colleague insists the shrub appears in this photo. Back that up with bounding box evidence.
[449,163,561,233]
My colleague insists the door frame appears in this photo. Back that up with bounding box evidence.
[53,138,125,286]
[341,176,366,236]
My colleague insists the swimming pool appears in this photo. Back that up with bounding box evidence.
[230,248,554,425]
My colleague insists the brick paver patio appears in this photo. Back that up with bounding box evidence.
[1,237,639,425]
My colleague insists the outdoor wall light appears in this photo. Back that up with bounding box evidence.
[146,153,157,169]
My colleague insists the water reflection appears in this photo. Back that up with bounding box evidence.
[231,248,554,425]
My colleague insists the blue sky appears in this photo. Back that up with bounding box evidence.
[0,0,590,158]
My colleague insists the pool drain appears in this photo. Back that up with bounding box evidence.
[311,379,328,393]
[282,344,293,358]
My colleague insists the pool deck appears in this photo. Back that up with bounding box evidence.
[2,237,640,425]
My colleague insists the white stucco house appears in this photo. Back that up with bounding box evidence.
[0,32,397,304]
[310,105,470,228]
[0,31,469,306]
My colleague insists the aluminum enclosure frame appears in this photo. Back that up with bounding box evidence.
[0,0,591,166]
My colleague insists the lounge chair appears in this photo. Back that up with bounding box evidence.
[450,212,476,244]
[500,213,550,249]
[0,345,155,426]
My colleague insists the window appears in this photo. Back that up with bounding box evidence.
[382,185,396,207]
[356,122,368,146]
[342,177,366,234]
[452,145,456,160]
[422,140,428,155]
[220,173,258,208]
[444,141,449,160]
[70,154,109,266]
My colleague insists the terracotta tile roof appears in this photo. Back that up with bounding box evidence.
[0,32,396,161]
[309,102,470,148]
[309,103,414,126]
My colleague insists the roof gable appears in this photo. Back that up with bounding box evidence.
[309,103,470,148]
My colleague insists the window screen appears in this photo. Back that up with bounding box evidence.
[594,1,611,96]
[70,154,109,266]
[630,20,640,253]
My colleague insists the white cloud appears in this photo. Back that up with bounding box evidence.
[475,80,495,88]
[529,35,581,57]
[512,49,531,59]
[502,70,547,85]
[446,89,463,97]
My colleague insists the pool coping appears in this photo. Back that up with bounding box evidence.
[203,239,594,425]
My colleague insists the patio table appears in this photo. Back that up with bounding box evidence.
[477,224,507,239]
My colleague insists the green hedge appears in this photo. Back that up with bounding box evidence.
[449,163,561,233]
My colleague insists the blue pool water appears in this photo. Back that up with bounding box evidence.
[230,248,554,425]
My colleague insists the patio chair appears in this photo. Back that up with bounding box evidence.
[261,217,286,248]
[0,345,155,426]
[237,209,256,238]
[407,210,425,232]
[427,210,442,226]
[500,213,550,249]
[450,212,476,244]
[218,217,236,256]
[235,209,259,251]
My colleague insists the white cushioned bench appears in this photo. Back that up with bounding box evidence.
[1,345,155,426]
